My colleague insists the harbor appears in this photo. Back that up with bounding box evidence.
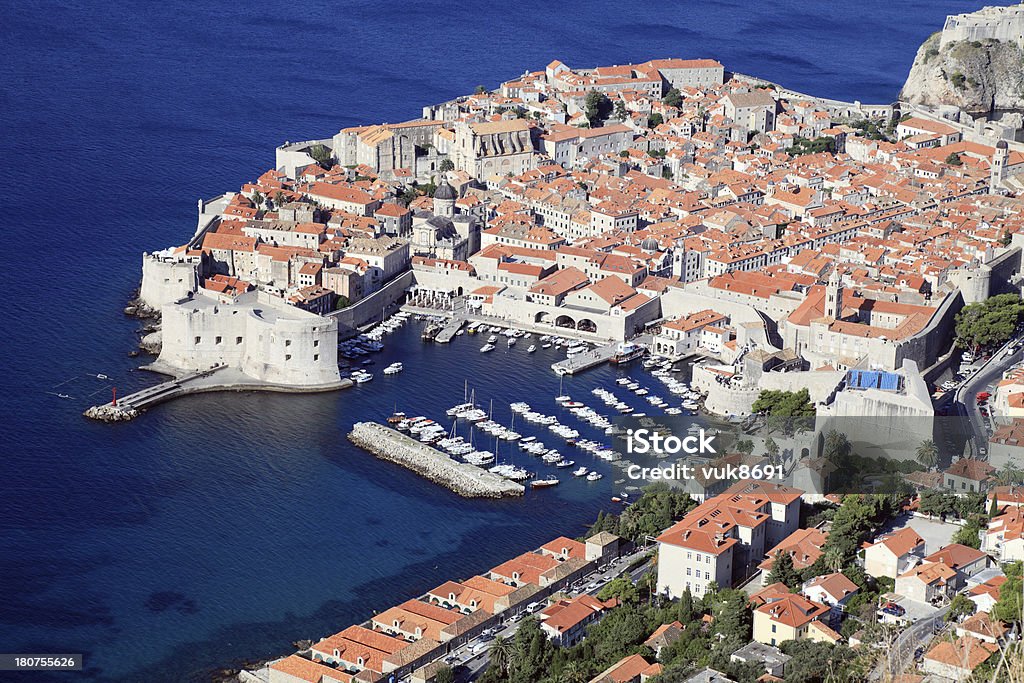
[347,422,524,498]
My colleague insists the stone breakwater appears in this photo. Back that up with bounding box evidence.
[84,404,139,422]
[348,422,524,498]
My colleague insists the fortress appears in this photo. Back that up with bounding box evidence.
[940,3,1024,48]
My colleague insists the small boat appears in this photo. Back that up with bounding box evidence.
[587,472,603,481]
[531,478,560,488]
[487,335,498,344]
[387,411,406,424]
[96,373,109,380]
[527,345,537,353]
[573,466,588,477]
[555,395,572,403]
[480,344,495,353]
[562,401,583,408]
[508,338,516,347]
[555,459,575,468]
[611,496,622,503]
[542,343,552,349]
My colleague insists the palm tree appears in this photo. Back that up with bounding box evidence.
[489,636,513,676]
[916,439,938,470]
[560,661,588,683]
[822,546,845,574]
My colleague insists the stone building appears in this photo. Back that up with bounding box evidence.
[158,290,341,388]
[410,180,480,261]
[452,119,536,180]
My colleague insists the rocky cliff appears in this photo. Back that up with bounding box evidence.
[901,32,1024,114]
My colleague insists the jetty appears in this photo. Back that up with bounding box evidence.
[348,422,524,498]
[434,316,467,344]
[551,341,621,375]
[85,365,352,422]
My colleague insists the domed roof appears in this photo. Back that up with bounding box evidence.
[425,214,458,240]
[996,140,1009,150]
[434,180,457,201]
[640,237,660,252]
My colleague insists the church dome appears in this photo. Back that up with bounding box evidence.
[640,237,660,252]
[434,180,457,201]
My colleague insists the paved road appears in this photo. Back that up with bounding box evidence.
[886,605,948,677]
[955,339,1024,456]
[445,547,654,682]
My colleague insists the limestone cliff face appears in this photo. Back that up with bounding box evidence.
[900,32,1024,114]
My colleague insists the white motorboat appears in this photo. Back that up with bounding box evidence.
[527,345,537,353]
[480,344,496,353]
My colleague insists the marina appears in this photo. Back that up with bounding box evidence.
[332,315,712,498]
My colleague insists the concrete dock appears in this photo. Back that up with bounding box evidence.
[348,422,524,498]
[551,341,621,375]
[434,316,467,344]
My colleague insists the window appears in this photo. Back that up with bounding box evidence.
[285,339,291,347]
[772,624,777,633]
[236,336,243,344]
[194,336,201,344]
[285,354,292,361]
[313,354,319,362]
[215,336,222,345]
[313,339,319,347]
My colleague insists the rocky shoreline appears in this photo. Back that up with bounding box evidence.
[348,422,524,498]
[125,290,164,355]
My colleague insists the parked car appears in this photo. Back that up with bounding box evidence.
[881,602,905,617]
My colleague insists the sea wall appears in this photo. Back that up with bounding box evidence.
[348,422,524,498]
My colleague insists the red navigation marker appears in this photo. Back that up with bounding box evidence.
[112,387,118,406]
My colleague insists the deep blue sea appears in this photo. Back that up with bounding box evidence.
[1,1,1012,680]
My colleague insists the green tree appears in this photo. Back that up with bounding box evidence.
[308,143,332,168]
[916,439,939,470]
[649,113,664,127]
[951,515,984,548]
[764,436,779,463]
[439,158,455,172]
[736,439,755,456]
[822,546,845,574]
[334,296,351,311]
[955,294,1024,353]
[752,389,815,434]
[945,152,963,166]
[598,576,640,604]
[767,551,801,590]
[584,91,612,125]
[613,100,628,121]
[710,588,752,650]
[434,666,454,683]
[919,489,956,519]
[489,636,513,676]
[992,561,1023,623]
[662,88,683,108]
[948,593,977,621]
[559,661,588,683]
[474,85,489,95]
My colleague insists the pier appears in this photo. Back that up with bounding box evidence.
[551,341,621,376]
[348,422,524,498]
[433,316,467,344]
[85,365,352,422]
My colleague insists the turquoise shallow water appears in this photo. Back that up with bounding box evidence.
[0,0,1011,679]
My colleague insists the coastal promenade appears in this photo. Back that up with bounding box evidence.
[348,422,524,498]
